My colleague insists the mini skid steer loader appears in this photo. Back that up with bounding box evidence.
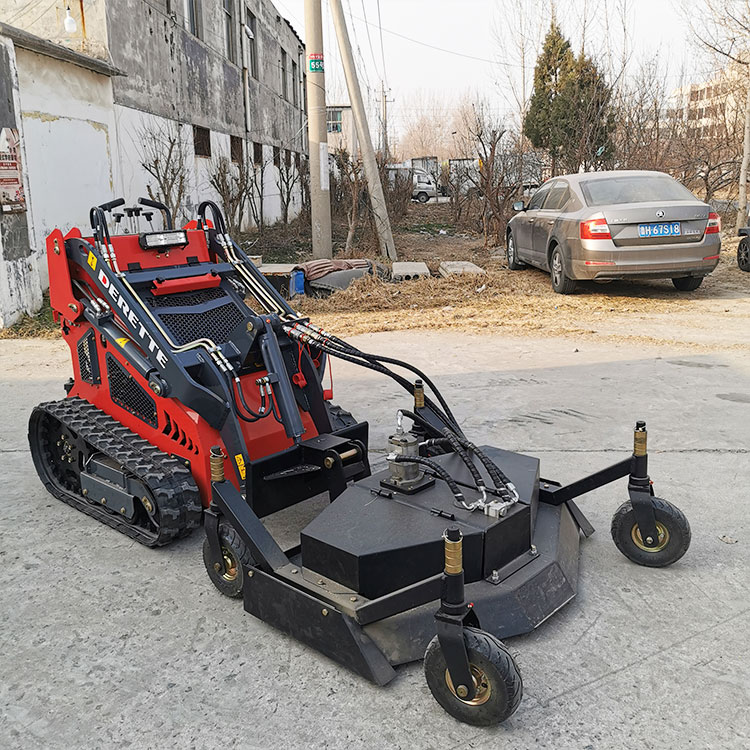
[29,197,692,726]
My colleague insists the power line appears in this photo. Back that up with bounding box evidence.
[360,0,382,81]
[375,0,387,86]
[350,11,523,68]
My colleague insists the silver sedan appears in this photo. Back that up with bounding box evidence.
[506,170,721,294]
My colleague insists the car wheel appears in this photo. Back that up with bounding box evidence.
[672,277,703,291]
[506,232,524,270]
[417,192,429,203]
[738,238,750,271]
[550,246,577,294]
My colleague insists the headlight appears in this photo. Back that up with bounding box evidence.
[139,230,189,250]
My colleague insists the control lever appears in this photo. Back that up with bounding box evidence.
[138,197,173,229]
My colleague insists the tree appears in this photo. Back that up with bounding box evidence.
[524,22,614,175]
[524,21,573,175]
[137,120,191,225]
[208,154,251,236]
[689,0,750,225]
[555,52,615,173]
[275,150,300,227]
[332,147,364,251]
[455,101,522,246]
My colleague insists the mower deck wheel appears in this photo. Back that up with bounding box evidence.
[423,627,522,726]
[610,497,691,567]
[202,521,255,598]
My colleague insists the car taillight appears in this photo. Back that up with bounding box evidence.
[580,217,612,240]
[706,212,721,234]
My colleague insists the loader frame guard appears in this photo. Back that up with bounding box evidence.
[31,196,692,727]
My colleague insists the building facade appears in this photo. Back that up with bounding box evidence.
[0,0,307,325]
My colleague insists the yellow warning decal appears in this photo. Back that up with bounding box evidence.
[87,251,97,270]
[115,336,130,348]
[235,454,246,480]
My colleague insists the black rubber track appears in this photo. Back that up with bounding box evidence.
[29,397,202,547]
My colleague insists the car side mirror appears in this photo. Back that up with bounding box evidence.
[513,201,525,212]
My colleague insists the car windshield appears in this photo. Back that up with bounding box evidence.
[580,175,696,206]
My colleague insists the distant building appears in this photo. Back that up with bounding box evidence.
[0,0,308,325]
[671,64,744,139]
[326,105,358,158]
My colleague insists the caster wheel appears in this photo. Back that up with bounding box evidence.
[202,521,255,598]
[610,497,691,567]
[423,627,522,726]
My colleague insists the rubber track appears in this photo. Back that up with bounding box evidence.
[29,397,202,547]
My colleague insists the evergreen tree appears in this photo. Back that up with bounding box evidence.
[523,21,573,175]
[555,53,614,173]
[524,22,614,174]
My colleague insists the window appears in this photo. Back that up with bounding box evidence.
[542,182,570,211]
[280,48,288,99]
[253,142,263,164]
[230,135,243,163]
[527,183,551,210]
[193,126,211,157]
[223,0,235,63]
[291,59,298,106]
[273,146,280,168]
[184,0,201,38]
[294,152,300,171]
[580,175,695,207]
[284,149,291,169]
[246,10,257,79]
[327,108,342,133]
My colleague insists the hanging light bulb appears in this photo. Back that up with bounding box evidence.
[63,6,77,33]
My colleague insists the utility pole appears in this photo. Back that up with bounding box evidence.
[304,0,332,259]
[381,81,389,162]
[329,0,397,260]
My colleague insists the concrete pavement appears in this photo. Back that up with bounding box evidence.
[0,332,748,749]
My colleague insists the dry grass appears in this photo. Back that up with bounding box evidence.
[297,238,750,351]
[0,294,58,340]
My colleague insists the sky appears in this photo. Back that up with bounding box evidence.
[277,0,709,145]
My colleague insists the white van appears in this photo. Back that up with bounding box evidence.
[412,169,437,203]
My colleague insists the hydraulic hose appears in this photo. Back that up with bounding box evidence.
[400,409,517,502]
[390,455,465,504]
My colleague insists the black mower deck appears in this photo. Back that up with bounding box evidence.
[241,447,583,680]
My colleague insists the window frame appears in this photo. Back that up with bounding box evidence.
[246,9,258,79]
[223,0,235,63]
[326,108,342,134]
[280,47,288,99]
[230,135,243,164]
[193,125,211,158]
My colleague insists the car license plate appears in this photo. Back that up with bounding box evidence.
[638,222,681,238]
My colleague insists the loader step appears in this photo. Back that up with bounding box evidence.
[28,397,202,546]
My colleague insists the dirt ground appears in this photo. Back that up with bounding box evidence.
[2,202,748,352]
[296,202,750,353]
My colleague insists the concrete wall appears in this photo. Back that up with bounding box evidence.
[0,0,109,59]
[15,47,117,287]
[0,38,43,327]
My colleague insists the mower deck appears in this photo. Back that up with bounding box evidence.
[240,446,584,680]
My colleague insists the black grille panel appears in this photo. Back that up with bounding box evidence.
[160,303,246,346]
[107,355,157,427]
[146,287,228,308]
[77,330,100,384]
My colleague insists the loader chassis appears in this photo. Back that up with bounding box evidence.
[29,197,692,726]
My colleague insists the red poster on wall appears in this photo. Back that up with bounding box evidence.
[0,128,26,213]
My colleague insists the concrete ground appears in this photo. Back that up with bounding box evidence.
[1,332,748,749]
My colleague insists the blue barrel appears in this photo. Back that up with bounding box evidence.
[289,269,305,297]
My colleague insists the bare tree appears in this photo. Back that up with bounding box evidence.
[332,147,364,251]
[247,156,268,233]
[208,154,250,236]
[689,0,750,225]
[455,101,522,246]
[275,149,301,226]
[137,119,191,225]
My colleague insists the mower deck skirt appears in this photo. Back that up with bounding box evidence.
[243,500,580,680]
